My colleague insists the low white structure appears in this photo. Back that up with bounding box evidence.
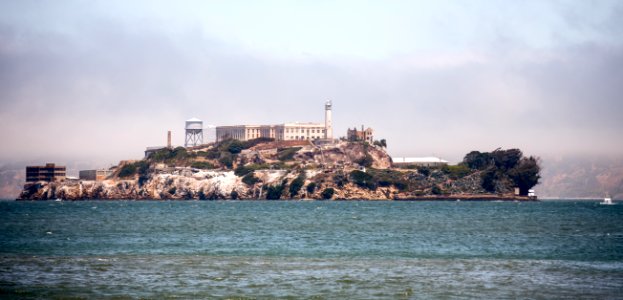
[392,157,449,167]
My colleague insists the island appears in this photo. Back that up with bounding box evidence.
[18,139,540,201]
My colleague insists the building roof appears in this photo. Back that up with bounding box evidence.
[186,117,202,122]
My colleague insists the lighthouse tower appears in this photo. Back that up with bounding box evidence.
[324,100,333,140]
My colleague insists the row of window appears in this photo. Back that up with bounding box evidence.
[285,128,325,134]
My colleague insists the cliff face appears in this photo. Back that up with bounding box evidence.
[18,140,528,201]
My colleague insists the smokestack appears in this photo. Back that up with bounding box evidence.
[167,131,172,148]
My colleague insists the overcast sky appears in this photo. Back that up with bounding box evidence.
[1,0,622,166]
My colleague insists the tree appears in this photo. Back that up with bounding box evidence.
[509,156,541,195]
[306,182,317,194]
[492,148,522,170]
[227,140,245,154]
[462,151,492,170]
[380,139,387,148]
[266,184,285,200]
[350,170,377,190]
[481,169,497,192]
[356,153,374,168]
[321,188,335,199]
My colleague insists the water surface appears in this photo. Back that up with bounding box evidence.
[1,200,622,298]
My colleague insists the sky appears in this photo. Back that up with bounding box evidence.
[1,0,622,166]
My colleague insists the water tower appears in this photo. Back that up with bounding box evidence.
[185,117,203,147]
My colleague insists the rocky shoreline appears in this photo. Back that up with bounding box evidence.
[18,140,540,201]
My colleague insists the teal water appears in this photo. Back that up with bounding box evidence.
[1,200,622,298]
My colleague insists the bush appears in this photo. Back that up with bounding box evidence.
[289,174,306,197]
[333,173,348,188]
[321,188,335,199]
[118,163,137,178]
[277,147,302,161]
[219,154,234,169]
[442,165,472,179]
[431,185,442,195]
[191,161,216,169]
[118,161,150,178]
[306,182,317,194]
[418,167,430,177]
[356,153,374,167]
[235,165,253,176]
[227,140,245,154]
[242,173,259,185]
[149,147,193,163]
[266,184,285,200]
[231,190,239,199]
[350,170,377,190]
[393,181,408,191]
[481,169,497,192]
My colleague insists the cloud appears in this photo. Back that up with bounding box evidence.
[0,1,622,166]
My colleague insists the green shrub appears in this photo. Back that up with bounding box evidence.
[289,174,306,197]
[219,154,234,169]
[277,147,302,161]
[355,153,374,167]
[235,164,270,176]
[191,161,216,169]
[242,173,260,185]
[333,173,348,188]
[231,190,239,199]
[350,170,377,190]
[306,182,317,193]
[266,184,285,200]
[393,181,408,191]
[198,150,221,160]
[149,147,193,163]
[321,188,335,199]
[118,163,137,178]
[227,140,245,154]
[442,165,472,179]
[235,165,253,176]
[431,185,442,195]
[418,167,430,176]
[118,161,150,178]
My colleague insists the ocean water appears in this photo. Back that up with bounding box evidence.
[0,200,622,299]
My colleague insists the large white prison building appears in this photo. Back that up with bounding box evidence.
[216,101,333,142]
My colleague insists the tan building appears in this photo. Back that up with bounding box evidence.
[347,126,374,143]
[216,123,327,142]
[79,169,113,181]
[215,101,334,142]
[26,163,66,182]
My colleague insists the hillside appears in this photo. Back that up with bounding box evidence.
[18,139,538,201]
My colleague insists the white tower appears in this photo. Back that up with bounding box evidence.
[185,117,203,147]
[324,100,333,140]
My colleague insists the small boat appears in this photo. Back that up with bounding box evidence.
[54,198,62,202]
[600,194,613,205]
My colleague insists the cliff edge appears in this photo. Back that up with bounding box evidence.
[18,139,537,201]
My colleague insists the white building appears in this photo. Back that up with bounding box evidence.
[215,101,334,142]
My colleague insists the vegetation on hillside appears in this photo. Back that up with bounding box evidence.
[462,148,541,195]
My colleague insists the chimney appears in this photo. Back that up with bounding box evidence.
[167,131,172,148]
